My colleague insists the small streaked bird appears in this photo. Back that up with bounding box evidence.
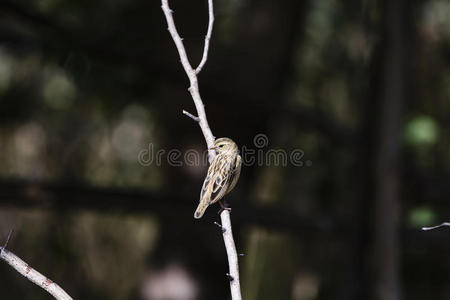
[194,137,242,219]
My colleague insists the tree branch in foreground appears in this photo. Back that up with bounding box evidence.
[161,1,242,299]
[0,230,73,300]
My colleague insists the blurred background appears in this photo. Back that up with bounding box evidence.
[0,0,450,299]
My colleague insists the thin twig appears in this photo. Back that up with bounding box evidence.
[2,229,14,250]
[0,233,73,300]
[182,110,200,122]
[214,221,226,233]
[161,2,242,299]
[195,0,214,74]
[422,222,450,231]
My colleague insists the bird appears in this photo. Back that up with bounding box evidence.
[194,137,242,219]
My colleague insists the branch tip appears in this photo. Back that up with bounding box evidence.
[182,110,200,122]
[214,221,226,233]
[2,229,14,250]
[195,0,215,74]
[422,222,450,231]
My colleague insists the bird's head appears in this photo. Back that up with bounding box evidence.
[210,137,238,155]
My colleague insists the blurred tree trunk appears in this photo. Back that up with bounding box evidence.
[369,0,407,300]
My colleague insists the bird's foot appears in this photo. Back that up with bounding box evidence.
[217,200,232,215]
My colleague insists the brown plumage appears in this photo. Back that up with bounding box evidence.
[194,137,242,219]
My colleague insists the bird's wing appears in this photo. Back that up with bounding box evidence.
[199,155,228,202]
[195,159,219,219]
[195,154,237,219]
[199,172,212,202]
[225,154,241,195]
[210,157,234,204]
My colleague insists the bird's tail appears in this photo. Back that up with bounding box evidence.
[194,198,209,219]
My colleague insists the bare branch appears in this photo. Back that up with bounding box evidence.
[182,110,200,122]
[195,0,214,74]
[0,233,73,300]
[161,2,242,299]
[422,222,450,231]
[161,0,216,162]
[220,210,242,300]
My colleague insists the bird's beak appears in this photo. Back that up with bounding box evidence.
[209,146,216,150]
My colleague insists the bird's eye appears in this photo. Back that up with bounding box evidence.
[219,144,224,148]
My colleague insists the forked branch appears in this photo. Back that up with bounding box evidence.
[160,1,243,299]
